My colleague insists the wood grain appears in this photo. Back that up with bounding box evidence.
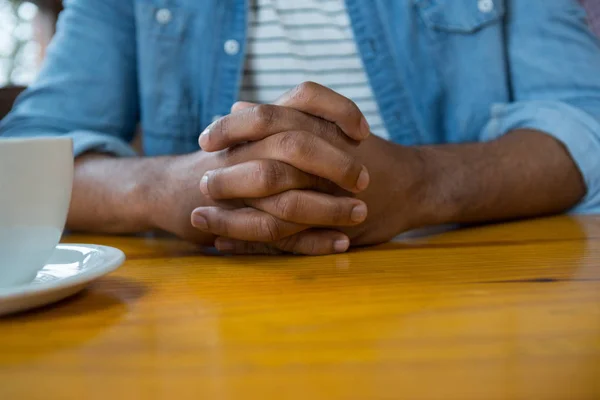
[1,216,599,400]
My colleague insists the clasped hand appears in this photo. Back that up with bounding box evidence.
[190,82,430,255]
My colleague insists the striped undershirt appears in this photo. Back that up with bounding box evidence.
[238,0,390,139]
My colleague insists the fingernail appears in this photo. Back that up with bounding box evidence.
[198,121,216,148]
[198,130,209,148]
[334,238,350,253]
[216,239,234,252]
[355,166,370,192]
[360,117,371,139]
[200,173,210,196]
[350,204,367,223]
[191,211,208,230]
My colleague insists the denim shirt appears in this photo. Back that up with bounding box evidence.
[3,0,600,213]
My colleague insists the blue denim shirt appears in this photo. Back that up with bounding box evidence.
[3,0,600,213]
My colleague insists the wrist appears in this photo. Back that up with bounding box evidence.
[144,151,215,232]
[362,139,440,233]
[137,155,181,231]
[397,146,458,229]
[415,146,467,227]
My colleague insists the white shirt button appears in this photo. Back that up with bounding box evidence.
[155,8,172,25]
[478,0,494,13]
[211,114,223,123]
[224,39,240,56]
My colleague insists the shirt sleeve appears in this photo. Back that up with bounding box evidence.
[0,0,139,158]
[479,0,600,214]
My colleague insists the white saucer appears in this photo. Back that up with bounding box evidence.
[0,244,125,316]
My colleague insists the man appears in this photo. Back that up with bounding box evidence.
[2,0,600,255]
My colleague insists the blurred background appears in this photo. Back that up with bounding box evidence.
[1,0,61,85]
[1,0,37,86]
[0,0,61,117]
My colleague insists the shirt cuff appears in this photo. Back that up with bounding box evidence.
[68,130,137,158]
[480,100,600,214]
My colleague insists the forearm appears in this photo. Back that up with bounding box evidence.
[419,130,586,225]
[67,154,170,233]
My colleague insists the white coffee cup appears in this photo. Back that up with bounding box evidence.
[0,137,73,287]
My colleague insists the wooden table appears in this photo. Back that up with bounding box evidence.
[1,216,599,399]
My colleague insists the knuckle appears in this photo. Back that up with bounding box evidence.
[276,234,300,253]
[205,211,223,235]
[254,160,287,193]
[297,81,318,93]
[329,201,349,224]
[256,215,283,242]
[211,116,230,141]
[294,234,320,255]
[338,154,359,180]
[314,120,330,137]
[217,215,232,237]
[320,121,344,144]
[293,81,319,102]
[306,238,323,255]
[341,97,362,120]
[252,104,277,130]
[277,131,313,160]
[274,192,301,220]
